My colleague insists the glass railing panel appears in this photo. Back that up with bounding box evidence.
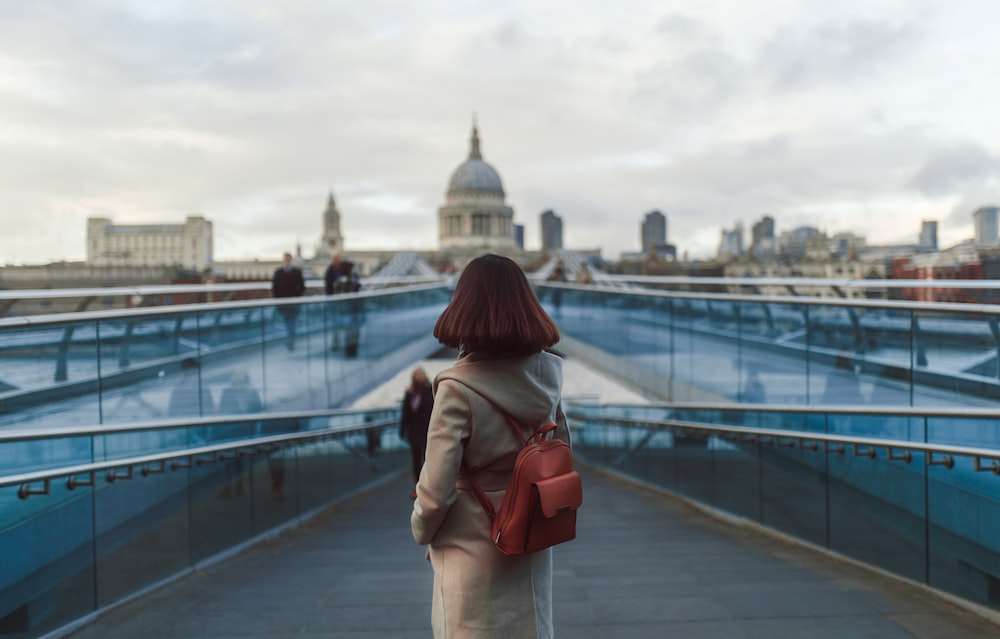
[733,299,764,404]
[188,451,255,564]
[1,407,408,638]
[195,305,267,420]
[572,412,618,470]
[825,413,927,582]
[1,435,94,476]
[93,425,191,463]
[644,296,673,385]
[0,321,103,429]
[851,308,914,406]
[913,309,1000,409]
[624,427,675,490]
[0,482,96,638]
[757,413,827,547]
[249,447,300,536]
[670,297,701,402]
[296,302,331,411]
[260,304,314,411]
[925,415,1000,609]
[601,420,669,489]
[745,301,810,405]
[673,431,714,504]
[95,467,191,607]
[3,283,446,432]
[572,403,1000,615]
[712,433,761,521]
[926,459,1000,610]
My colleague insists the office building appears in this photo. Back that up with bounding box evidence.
[973,206,999,246]
[540,210,563,251]
[87,215,213,271]
[641,210,667,251]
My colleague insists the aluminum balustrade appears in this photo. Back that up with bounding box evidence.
[0,409,408,638]
[0,283,452,429]
[0,271,448,318]
[5,276,1000,635]
[536,281,1000,407]
[566,401,1000,616]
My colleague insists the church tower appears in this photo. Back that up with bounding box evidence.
[316,190,344,256]
[438,120,517,251]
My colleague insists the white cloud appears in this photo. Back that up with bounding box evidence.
[1,0,1000,265]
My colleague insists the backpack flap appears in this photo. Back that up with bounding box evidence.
[535,471,583,518]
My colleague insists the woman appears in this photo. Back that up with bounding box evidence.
[411,254,568,639]
[400,366,434,497]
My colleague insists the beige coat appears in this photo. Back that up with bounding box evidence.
[411,351,570,639]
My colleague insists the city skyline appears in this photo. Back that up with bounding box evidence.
[2,1,1000,265]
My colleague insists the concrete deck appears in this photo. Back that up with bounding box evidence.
[64,467,999,639]
[60,357,1000,638]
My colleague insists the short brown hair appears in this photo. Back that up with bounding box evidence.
[434,254,560,356]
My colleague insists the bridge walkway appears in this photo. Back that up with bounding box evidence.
[64,467,998,638]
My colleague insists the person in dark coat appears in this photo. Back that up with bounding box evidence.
[271,252,305,350]
[400,366,433,497]
[331,260,363,357]
[323,253,342,295]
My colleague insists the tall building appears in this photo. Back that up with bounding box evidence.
[641,210,667,251]
[540,210,563,251]
[437,121,517,251]
[919,220,938,251]
[718,223,744,259]
[751,216,774,244]
[87,216,213,271]
[973,206,999,246]
[750,215,776,258]
[316,191,344,256]
[779,226,821,259]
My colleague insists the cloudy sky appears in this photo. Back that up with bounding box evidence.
[1,0,999,265]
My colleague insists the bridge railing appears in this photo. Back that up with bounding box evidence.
[535,282,1000,408]
[566,401,1000,618]
[0,283,451,431]
[0,408,407,638]
[0,272,448,318]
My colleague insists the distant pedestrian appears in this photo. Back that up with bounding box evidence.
[272,252,305,350]
[324,253,342,295]
[546,259,567,315]
[331,260,363,357]
[399,366,433,498]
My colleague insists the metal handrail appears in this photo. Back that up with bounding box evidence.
[535,280,1000,315]
[0,281,449,328]
[5,401,997,444]
[0,407,396,442]
[0,282,277,301]
[3,275,995,303]
[2,416,398,495]
[576,401,1000,419]
[0,274,447,302]
[565,412,1000,472]
[596,275,1000,290]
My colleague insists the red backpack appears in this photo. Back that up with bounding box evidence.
[467,412,583,556]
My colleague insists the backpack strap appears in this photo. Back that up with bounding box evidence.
[462,417,558,522]
[462,459,497,520]
[447,380,554,521]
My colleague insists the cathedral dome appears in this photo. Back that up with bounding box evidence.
[446,124,505,196]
